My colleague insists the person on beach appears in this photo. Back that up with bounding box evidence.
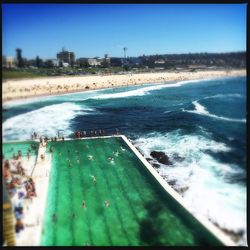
[40,154,44,161]
[82,200,87,208]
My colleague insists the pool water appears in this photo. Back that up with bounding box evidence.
[3,141,39,175]
[40,137,223,246]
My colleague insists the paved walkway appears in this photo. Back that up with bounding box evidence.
[16,143,52,246]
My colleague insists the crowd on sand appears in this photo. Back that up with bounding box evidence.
[3,145,38,237]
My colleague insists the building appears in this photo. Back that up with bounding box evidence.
[154,59,165,64]
[57,48,75,66]
[87,58,101,67]
[2,56,16,68]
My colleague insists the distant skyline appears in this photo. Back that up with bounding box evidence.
[2,4,246,60]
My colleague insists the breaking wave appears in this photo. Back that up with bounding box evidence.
[133,130,246,240]
[3,102,93,141]
[183,101,246,123]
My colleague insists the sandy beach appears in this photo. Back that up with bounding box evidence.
[2,69,246,103]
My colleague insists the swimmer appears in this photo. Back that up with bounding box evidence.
[77,158,80,164]
[104,200,110,207]
[113,151,119,157]
[90,175,96,184]
[70,212,76,219]
[120,146,126,151]
[87,155,93,160]
[82,200,87,208]
[52,213,57,223]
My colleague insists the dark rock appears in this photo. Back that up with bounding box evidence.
[167,180,176,186]
[150,151,172,165]
[146,158,153,162]
[177,186,189,194]
[152,163,161,168]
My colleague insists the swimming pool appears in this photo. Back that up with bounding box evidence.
[40,137,225,246]
[3,141,39,176]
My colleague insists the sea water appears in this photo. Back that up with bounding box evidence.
[2,76,247,245]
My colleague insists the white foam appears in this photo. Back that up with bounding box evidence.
[204,93,243,100]
[184,101,246,123]
[92,79,211,100]
[3,102,89,141]
[133,130,246,242]
[3,96,52,109]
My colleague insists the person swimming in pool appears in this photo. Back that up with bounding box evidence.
[107,156,114,161]
[104,200,110,207]
[90,175,96,184]
[70,212,76,219]
[82,200,87,208]
[52,213,57,223]
[88,155,93,160]
[113,151,119,157]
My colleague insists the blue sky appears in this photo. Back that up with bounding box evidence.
[2,4,246,59]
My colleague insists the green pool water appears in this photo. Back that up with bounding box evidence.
[40,137,223,246]
[2,141,39,164]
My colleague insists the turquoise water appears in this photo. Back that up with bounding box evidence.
[3,141,39,163]
[41,137,223,246]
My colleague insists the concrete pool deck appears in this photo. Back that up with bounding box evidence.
[4,135,236,246]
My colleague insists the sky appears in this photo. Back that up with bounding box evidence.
[2,4,247,60]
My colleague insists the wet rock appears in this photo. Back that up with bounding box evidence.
[150,151,172,165]
[152,163,161,168]
[167,180,177,186]
[177,186,189,194]
[146,158,153,162]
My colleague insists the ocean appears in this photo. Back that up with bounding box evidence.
[2,76,247,245]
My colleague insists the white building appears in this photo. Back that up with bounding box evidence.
[2,56,16,68]
[87,58,101,67]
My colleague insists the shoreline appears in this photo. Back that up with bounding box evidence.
[2,69,246,104]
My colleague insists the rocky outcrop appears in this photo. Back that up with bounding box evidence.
[150,151,172,165]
